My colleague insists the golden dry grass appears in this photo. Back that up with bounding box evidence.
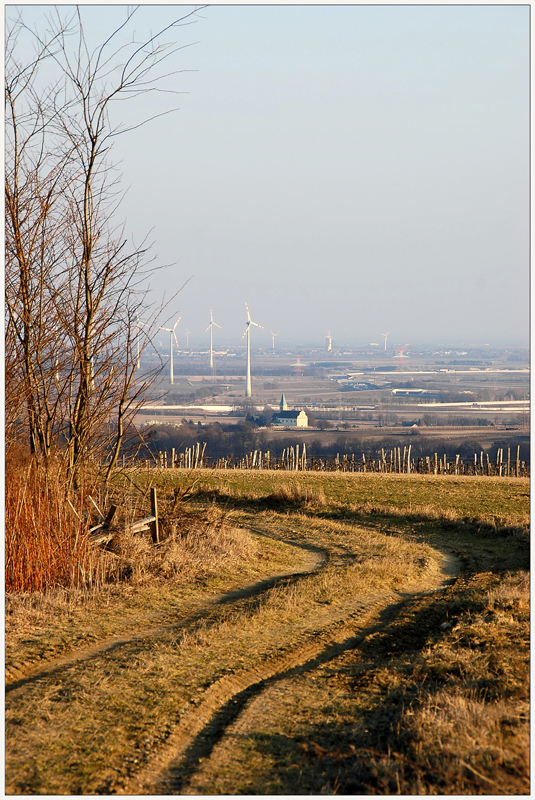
[185,571,529,796]
[5,512,442,795]
[5,467,530,795]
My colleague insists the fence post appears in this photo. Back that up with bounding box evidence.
[150,488,159,544]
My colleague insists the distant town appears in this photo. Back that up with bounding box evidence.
[133,338,529,467]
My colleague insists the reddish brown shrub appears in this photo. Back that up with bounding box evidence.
[5,456,91,593]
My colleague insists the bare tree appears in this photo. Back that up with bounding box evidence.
[5,6,200,486]
[5,16,73,459]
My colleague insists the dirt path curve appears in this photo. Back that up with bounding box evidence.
[5,533,327,694]
[120,547,461,796]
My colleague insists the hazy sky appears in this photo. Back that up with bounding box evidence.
[13,4,530,348]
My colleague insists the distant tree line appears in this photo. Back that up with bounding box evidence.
[132,421,529,466]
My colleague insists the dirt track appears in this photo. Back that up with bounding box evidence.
[120,546,459,795]
[5,535,325,695]
[6,524,462,795]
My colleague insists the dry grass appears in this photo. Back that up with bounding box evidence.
[4,521,295,678]
[5,465,530,795]
[186,571,529,796]
[5,512,442,795]
[353,570,531,795]
[177,469,529,527]
[103,509,252,585]
[4,453,256,595]
[265,483,328,508]
[5,455,93,593]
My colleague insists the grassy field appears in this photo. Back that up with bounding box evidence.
[5,470,529,795]
[140,468,529,519]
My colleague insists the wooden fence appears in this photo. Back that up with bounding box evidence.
[133,443,528,477]
[87,487,160,544]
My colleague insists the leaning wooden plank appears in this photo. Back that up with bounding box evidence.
[89,523,105,534]
[88,495,103,518]
[124,515,156,534]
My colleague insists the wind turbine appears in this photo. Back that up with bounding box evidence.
[270,331,278,352]
[242,302,263,397]
[205,310,222,369]
[185,328,191,349]
[382,332,389,351]
[159,315,181,384]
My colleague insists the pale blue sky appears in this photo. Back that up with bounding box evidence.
[10,4,530,347]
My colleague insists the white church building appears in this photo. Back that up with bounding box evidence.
[272,394,308,427]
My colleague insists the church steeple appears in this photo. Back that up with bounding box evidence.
[280,393,288,412]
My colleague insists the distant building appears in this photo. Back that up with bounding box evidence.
[272,394,308,427]
[391,388,439,396]
[272,409,308,427]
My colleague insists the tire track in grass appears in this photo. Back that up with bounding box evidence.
[117,591,407,796]
[5,532,328,694]
[5,513,461,795]
[118,552,461,796]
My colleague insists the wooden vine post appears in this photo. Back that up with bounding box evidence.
[150,487,159,544]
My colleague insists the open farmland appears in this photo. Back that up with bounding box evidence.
[136,345,529,469]
[5,470,529,795]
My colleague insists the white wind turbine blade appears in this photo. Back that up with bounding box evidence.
[172,316,181,332]
[245,302,263,329]
[207,310,222,331]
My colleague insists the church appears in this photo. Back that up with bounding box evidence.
[271,394,308,428]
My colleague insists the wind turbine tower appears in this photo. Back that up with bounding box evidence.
[160,315,181,384]
[326,332,333,352]
[382,332,389,351]
[206,310,222,369]
[242,302,263,397]
[185,328,191,349]
[270,331,278,352]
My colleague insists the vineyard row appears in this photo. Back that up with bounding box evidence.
[129,443,528,477]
